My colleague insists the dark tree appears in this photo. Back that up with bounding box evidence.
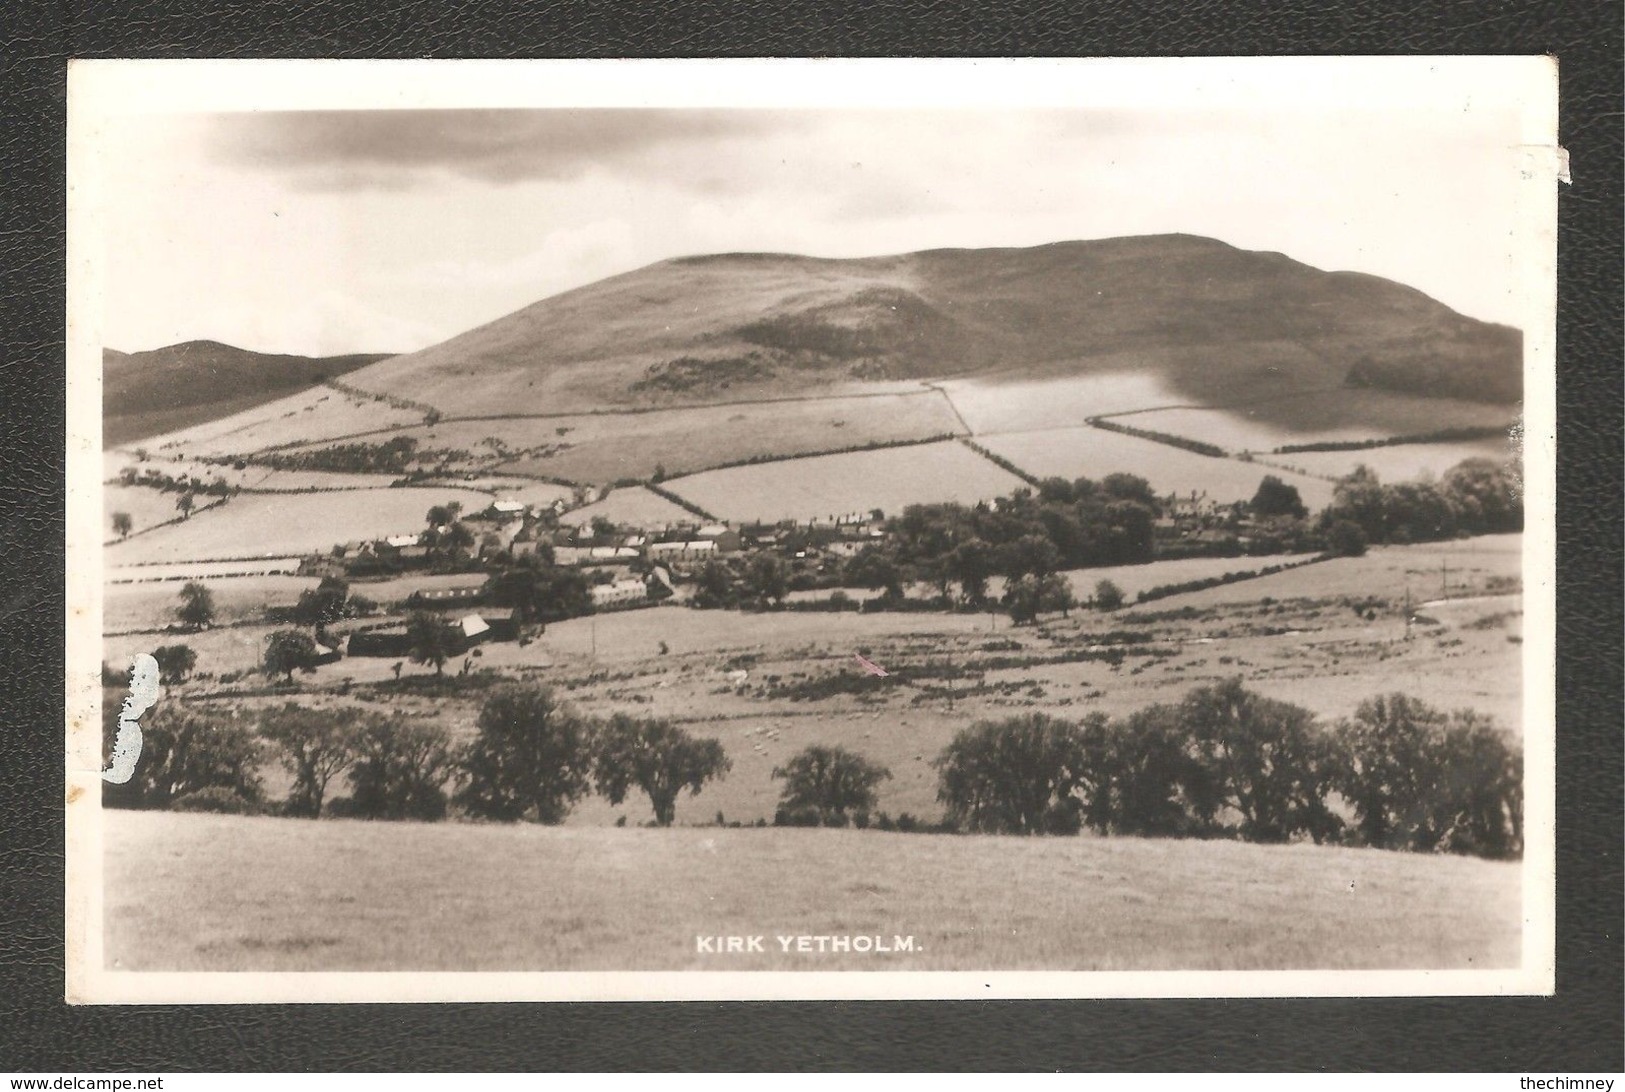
[1251,475,1308,520]
[425,502,462,528]
[935,713,1089,835]
[457,684,594,823]
[1036,573,1076,616]
[1090,704,1201,836]
[845,547,904,598]
[1334,694,1521,856]
[406,611,460,675]
[1179,678,1342,844]
[1322,466,1387,542]
[295,574,350,625]
[995,533,1060,581]
[1094,578,1125,611]
[772,745,891,827]
[263,629,318,683]
[259,704,362,818]
[111,511,133,538]
[1003,575,1042,625]
[947,537,995,604]
[1324,519,1369,558]
[346,714,457,821]
[745,553,789,607]
[175,491,195,519]
[150,644,197,684]
[101,700,264,810]
[693,559,735,609]
[1101,472,1159,511]
[1442,457,1522,534]
[592,715,732,826]
[175,582,215,629]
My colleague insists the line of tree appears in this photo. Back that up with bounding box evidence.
[1087,416,1228,458]
[102,684,733,828]
[930,680,1522,859]
[99,677,1519,858]
[1274,424,1511,454]
[1315,458,1522,548]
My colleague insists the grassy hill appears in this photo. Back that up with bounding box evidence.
[336,235,1522,418]
[104,340,395,446]
[104,810,1520,972]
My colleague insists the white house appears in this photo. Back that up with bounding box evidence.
[590,579,648,609]
[647,540,719,561]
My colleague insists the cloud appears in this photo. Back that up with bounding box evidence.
[207,109,797,190]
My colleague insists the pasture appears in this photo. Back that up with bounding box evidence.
[103,485,209,541]
[937,371,1186,435]
[664,440,1028,523]
[467,391,964,484]
[1255,439,1516,484]
[103,811,1521,972]
[977,426,1335,508]
[1109,391,1518,455]
[104,573,318,634]
[135,385,422,460]
[103,486,493,564]
[564,486,698,528]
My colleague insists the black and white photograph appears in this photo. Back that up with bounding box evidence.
[64,57,1558,1003]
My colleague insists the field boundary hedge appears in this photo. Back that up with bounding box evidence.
[1086,416,1228,458]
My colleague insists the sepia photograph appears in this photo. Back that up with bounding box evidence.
[64,57,1558,1003]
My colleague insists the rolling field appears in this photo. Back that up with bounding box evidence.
[104,573,319,633]
[564,485,698,528]
[1255,438,1517,483]
[476,391,963,484]
[103,535,1524,828]
[938,371,1186,435]
[103,486,492,564]
[977,426,1335,508]
[137,384,423,460]
[103,811,1521,972]
[103,485,212,541]
[665,440,1027,523]
[1108,391,1518,455]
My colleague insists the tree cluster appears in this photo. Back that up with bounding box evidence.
[932,680,1521,859]
[874,474,1161,606]
[102,683,734,827]
[1318,458,1522,548]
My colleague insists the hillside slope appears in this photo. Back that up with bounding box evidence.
[104,341,395,446]
[337,235,1522,418]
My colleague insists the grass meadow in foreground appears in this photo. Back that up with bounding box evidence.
[104,811,1520,973]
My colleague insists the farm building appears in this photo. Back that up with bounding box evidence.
[589,579,649,610]
[459,614,490,643]
[347,629,414,657]
[409,586,485,609]
[490,499,526,521]
[477,608,519,641]
[646,540,719,561]
[695,524,742,552]
[311,642,343,666]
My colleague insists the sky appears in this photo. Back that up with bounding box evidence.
[91,105,1531,358]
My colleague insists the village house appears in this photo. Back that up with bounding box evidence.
[694,523,743,553]
[646,539,719,562]
[408,585,485,609]
[589,578,649,610]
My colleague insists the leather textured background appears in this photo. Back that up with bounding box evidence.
[2,0,1619,1072]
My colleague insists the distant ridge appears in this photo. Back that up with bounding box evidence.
[332,234,1521,420]
[104,340,396,446]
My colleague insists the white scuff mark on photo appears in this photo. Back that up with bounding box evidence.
[102,653,159,784]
